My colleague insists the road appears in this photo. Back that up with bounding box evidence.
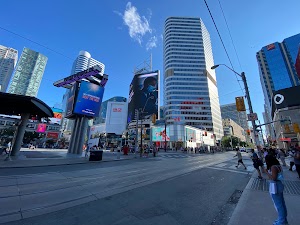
[0,152,254,225]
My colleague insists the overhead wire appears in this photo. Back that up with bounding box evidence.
[0,26,73,61]
[203,0,245,95]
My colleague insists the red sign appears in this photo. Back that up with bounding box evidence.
[279,137,291,142]
[46,132,59,139]
[113,108,122,112]
[267,43,275,51]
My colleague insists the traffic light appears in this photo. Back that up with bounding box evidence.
[284,124,291,133]
[152,114,156,124]
[246,129,251,135]
[235,97,246,112]
[293,123,300,133]
[204,132,207,136]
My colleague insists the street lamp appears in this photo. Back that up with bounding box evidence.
[211,64,259,147]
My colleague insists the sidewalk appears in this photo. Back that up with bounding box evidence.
[0,150,138,168]
[228,160,300,225]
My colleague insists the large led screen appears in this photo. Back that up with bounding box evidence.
[128,71,159,123]
[152,127,170,142]
[65,83,77,118]
[73,81,104,117]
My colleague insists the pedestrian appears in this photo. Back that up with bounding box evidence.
[234,148,247,169]
[85,144,90,158]
[288,148,295,171]
[278,149,287,167]
[294,146,300,179]
[251,149,264,179]
[264,157,288,225]
[153,145,157,157]
[7,141,11,152]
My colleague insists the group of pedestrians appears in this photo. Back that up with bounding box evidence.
[233,145,300,225]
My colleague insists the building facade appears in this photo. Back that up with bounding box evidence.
[8,48,47,97]
[257,34,300,113]
[220,103,249,132]
[163,17,223,141]
[93,96,127,124]
[222,118,246,142]
[0,45,18,92]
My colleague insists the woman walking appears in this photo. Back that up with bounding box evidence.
[264,157,288,225]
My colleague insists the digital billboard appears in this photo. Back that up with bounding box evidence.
[152,127,170,142]
[46,132,59,139]
[73,81,104,117]
[65,83,77,118]
[36,123,47,133]
[49,108,63,124]
[186,128,196,142]
[127,71,159,123]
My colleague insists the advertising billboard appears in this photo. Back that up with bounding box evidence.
[49,108,63,124]
[46,132,59,139]
[127,71,159,123]
[272,86,300,115]
[36,123,47,133]
[73,81,105,117]
[65,83,77,118]
[186,128,196,142]
[152,127,170,142]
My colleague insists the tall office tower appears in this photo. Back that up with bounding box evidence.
[220,103,249,131]
[0,45,18,92]
[8,47,47,97]
[163,17,223,140]
[61,51,105,133]
[257,33,300,113]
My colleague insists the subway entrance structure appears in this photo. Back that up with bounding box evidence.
[54,65,108,154]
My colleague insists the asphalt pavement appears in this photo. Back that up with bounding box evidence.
[2,151,251,225]
[0,153,250,225]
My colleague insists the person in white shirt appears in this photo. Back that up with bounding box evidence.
[234,148,247,170]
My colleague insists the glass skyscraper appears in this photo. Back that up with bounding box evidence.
[163,17,223,140]
[257,33,300,112]
[0,45,18,92]
[8,47,47,97]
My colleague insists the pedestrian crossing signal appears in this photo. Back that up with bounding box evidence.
[293,123,300,133]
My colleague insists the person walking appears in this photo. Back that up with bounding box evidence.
[251,149,264,179]
[278,149,287,167]
[264,157,288,225]
[294,147,300,179]
[85,145,90,158]
[234,148,247,169]
[288,148,295,171]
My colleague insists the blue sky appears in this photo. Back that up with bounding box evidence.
[1,0,300,123]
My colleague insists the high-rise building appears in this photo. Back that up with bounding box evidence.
[256,34,300,112]
[220,103,248,132]
[8,47,47,97]
[61,51,105,134]
[163,17,223,140]
[0,45,18,92]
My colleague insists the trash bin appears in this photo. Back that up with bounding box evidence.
[89,150,103,161]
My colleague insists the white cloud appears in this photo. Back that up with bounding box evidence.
[122,2,152,44]
[146,36,157,51]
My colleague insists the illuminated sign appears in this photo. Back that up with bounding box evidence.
[73,81,104,117]
[152,127,170,141]
[266,43,275,51]
[113,108,122,112]
[46,132,59,139]
[53,65,102,88]
[36,123,47,133]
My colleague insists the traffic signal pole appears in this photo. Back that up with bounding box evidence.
[241,72,259,148]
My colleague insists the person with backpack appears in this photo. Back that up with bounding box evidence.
[264,157,288,225]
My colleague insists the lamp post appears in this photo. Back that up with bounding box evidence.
[211,64,259,148]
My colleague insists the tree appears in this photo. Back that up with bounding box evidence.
[221,136,239,148]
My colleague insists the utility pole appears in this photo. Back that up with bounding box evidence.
[135,109,139,157]
[164,120,167,152]
[241,72,259,148]
[140,109,143,157]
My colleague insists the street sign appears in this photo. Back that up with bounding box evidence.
[279,137,291,142]
[247,113,258,121]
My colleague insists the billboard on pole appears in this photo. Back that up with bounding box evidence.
[127,71,159,123]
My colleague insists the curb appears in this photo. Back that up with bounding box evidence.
[0,156,138,169]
